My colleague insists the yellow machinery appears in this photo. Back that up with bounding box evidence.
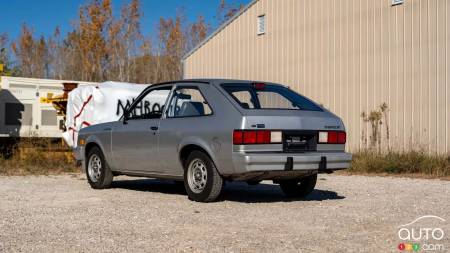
[39,83,78,134]
[39,82,78,117]
[40,93,69,117]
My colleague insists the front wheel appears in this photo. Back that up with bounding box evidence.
[86,146,113,189]
[279,174,317,198]
[184,151,223,202]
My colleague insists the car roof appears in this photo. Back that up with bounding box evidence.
[151,79,281,87]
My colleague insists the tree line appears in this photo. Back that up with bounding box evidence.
[0,0,242,83]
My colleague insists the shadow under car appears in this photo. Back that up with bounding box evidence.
[110,178,345,203]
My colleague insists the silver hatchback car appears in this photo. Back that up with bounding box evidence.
[75,79,352,202]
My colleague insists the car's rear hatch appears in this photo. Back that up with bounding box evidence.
[235,110,345,153]
[218,81,346,153]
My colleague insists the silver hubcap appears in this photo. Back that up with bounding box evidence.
[88,154,102,183]
[187,159,207,193]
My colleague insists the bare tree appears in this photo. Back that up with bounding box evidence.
[11,24,49,78]
[10,0,222,83]
[216,0,244,25]
[77,0,114,81]
[108,0,142,82]
[0,33,14,75]
[187,15,209,52]
[11,25,34,77]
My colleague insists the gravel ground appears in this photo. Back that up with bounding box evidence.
[0,174,449,253]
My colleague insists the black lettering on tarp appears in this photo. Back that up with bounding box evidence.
[117,99,133,116]
[144,101,151,115]
[152,103,161,113]
[134,99,143,116]
[116,99,163,118]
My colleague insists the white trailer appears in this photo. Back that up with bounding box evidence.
[0,76,95,138]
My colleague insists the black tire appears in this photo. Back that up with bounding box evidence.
[183,151,223,202]
[86,146,113,189]
[279,174,317,198]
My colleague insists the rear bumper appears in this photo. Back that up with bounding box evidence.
[232,152,352,174]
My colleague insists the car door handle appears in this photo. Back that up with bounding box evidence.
[150,126,159,131]
[103,128,112,131]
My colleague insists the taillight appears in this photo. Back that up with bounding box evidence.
[256,130,271,143]
[337,132,346,144]
[243,131,257,144]
[233,131,243,144]
[318,131,346,144]
[233,130,282,145]
[328,131,338,143]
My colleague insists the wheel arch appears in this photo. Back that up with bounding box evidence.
[85,141,101,158]
[84,135,107,160]
[179,143,216,170]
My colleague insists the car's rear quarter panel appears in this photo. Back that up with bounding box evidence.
[158,83,243,176]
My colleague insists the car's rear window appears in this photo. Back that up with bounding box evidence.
[221,83,323,111]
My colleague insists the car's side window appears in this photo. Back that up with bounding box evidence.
[257,91,297,109]
[126,87,172,120]
[166,86,212,118]
[228,90,256,109]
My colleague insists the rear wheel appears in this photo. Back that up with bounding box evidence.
[279,174,317,198]
[184,151,223,202]
[86,146,113,189]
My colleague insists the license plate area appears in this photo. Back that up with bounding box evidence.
[283,130,317,152]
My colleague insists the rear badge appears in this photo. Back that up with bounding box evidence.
[251,124,266,129]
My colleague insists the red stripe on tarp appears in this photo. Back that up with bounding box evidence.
[71,94,93,144]
[68,122,91,144]
[67,91,94,145]
[68,127,77,143]
[74,95,93,121]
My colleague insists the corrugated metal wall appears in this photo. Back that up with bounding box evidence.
[184,0,450,153]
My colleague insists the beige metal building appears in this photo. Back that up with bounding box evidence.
[183,0,450,153]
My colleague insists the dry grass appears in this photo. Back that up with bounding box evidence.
[2,139,450,179]
[347,150,450,179]
[0,138,78,176]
